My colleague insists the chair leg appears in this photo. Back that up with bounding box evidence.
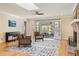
[18,42,20,47]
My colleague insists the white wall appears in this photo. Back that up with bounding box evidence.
[0,13,26,43]
[0,12,74,43]
[61,16,73,40]
[0,14,25,33]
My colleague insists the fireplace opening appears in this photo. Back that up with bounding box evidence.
[73,31,77,44]
[68,31,77,46]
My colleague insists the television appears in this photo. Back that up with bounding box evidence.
[8,20,16,27]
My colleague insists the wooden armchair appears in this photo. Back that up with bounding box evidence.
[18,34,31,47]
[34,32,44,41]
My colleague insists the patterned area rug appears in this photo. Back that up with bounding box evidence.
[6,39,60,56]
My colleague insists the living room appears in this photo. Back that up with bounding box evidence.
[0,3,78,56]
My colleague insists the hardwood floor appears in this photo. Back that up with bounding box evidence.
[59,39,75,56]
[0,41,32,56]
[0,39,76,56]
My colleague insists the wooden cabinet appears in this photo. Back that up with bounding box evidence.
[5,32,20,42]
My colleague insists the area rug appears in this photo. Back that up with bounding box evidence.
[6,39,60,56]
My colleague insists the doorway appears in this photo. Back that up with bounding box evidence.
[41,24,54,38]
[34,20,60,40]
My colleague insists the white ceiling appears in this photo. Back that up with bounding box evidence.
[35,3,75,16]
[0,3,75,19]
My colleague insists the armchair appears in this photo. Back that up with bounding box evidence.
[34,32,44,42]
[18,34,31,47]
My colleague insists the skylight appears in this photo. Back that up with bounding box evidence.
[17,3,39,11]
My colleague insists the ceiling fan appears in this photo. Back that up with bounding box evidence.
[35,11,44,15]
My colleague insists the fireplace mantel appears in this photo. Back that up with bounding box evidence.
[71,19,79,50]
[71,19,79,24]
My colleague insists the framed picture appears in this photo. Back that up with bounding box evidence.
[8,20,16,27]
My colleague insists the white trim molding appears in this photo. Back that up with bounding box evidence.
[72,3,78,12]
